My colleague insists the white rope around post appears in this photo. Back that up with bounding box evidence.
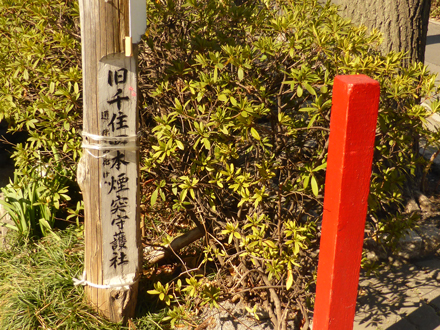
[73,270,137,289]
[81,131,140,151]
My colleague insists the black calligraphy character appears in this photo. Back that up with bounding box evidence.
[112,213,129,230]
[107,173,129,194]
[101,110,109,120]
[108,111,129,132]
[110,231,127,251]
[108,69,128,87]
[114,231,127,250]
[109,251,129,269]
[110,237,118,251]
[111,195,129,214]
[116,231,127,250]
[103,171,110,179]
[115,69,127,84]
[111,150,129,171]
[109,135,128,147]
[110,202,126,216]
[107,89,129,110]
[101,129,110,136]
[102,158,110,166]
[116,173,129,193]
[118,251,129,266]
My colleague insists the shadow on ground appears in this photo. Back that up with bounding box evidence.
[427,34,440,45]
[386,296,440,330]
[355,259,440,330]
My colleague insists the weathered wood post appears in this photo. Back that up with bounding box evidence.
[77,0,146,323]
[313,75,380,330]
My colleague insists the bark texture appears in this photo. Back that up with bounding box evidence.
[331,0,432,64]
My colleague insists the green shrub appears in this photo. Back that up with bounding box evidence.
[0,0,82,222]
[139,0,438,327]
[0,166,71,240]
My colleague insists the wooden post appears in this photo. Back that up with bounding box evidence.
[313,75,380,330]
[77,0,145,323]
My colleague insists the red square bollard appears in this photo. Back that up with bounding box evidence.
[313,75,380,330]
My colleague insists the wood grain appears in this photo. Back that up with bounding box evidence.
[78,0,140,323]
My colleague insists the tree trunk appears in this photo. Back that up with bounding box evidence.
[331,0,432,64]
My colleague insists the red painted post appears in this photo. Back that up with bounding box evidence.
[313,75,380,330]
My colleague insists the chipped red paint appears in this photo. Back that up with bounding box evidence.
[313,75,380,330]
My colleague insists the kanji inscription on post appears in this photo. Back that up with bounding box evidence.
[98,53,139,287]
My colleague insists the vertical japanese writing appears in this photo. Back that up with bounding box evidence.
[103,67,131,270]
[99,54,138,284]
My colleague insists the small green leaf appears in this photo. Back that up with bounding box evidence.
[181,189,188,201]
[313,163,327,172]
[218,94,229,102]
[303,175,310,189]
[311,176,319,196]
[151,189,158,206]
[297,85,303,97]
[238,67,244,81]
[176,140,184,150]
[286,270,293,290]
[307,114,319,128]
[250,127,260,140]
[203,138,211,149]
[213,67,218,82]
[263,240,276,248]
[303,83,316,96]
